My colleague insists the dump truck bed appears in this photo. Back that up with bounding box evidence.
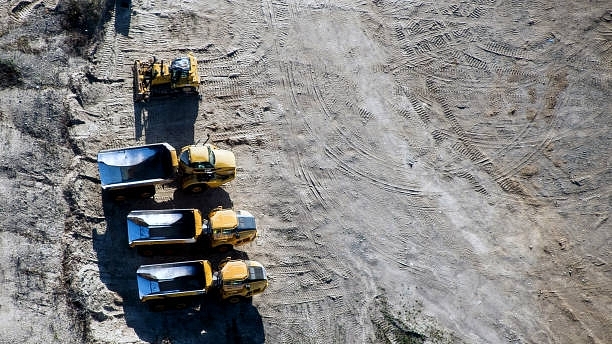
[137,260,213,301]
[127,209,202,247]
[97,143,177,190]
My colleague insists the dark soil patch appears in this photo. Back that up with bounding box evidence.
[0,59,22,88]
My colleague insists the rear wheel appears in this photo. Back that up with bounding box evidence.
[148,301,166,312]
[114,194,127,202]
[137,247,154,257]
[139,185,156,199]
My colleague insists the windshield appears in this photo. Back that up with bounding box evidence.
[207,146,216,166]
[179,150,190,166]
[181,149,213,169]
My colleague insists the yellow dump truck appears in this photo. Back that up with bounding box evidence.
[127,207,257,255]
[133,53,200,101]
[137,259,268,310]
[97,142,236,201]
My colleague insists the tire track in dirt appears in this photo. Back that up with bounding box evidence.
[275,15,477,344]
[262,2,382,341]
[380,0,578,202]
[8,0,57,22]
[415,3,611,341]
[362,4,610,342]
[9,0,42,21]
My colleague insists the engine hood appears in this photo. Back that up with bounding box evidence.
[212,149,236,169]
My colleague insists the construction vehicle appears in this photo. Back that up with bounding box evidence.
[133,53,200,101]
[137,259,268,310]
[97,142,236,201]
[127,207,257,255]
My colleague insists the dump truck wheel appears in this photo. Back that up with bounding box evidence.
[227,296,241,304]
[137,247,154,257]
[139,185,156,199]
[216,244,232,253]
[148,302,166,312]
[185,184,206,194]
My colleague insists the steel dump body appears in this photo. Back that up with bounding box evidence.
[127,209,201,247]
[137,260,213,302]
[97,143,177,191]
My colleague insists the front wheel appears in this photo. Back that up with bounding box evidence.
[215,244,232,253]
[227,296,241,304]
[184,183,206,194]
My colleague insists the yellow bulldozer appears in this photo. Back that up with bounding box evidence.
[132,53,200,101]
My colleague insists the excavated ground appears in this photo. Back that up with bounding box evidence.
[0,1,610,343]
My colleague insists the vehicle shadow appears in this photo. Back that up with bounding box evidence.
[94,187,264,343]
[134,95,200,148]
[114,0,132,36]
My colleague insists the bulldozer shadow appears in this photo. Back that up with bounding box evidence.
[95,188,264,343]
[115,0,132,36]
[134,95,200,148]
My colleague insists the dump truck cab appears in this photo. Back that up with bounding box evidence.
[217,259,268,303]
[207,207,257,252]
[133,53,200,101]
[178,144,236,192]
[137,260,213,307]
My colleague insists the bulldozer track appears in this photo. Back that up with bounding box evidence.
[8,0,57,22]
[479,41,533,60]
[10,0,40,21]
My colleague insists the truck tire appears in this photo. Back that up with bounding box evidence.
[185,184,206,194]
[137,247,154,257]
[139,185,156,199]
[148,301,166,312]
[227,296,241,304]
[216,244,233,253]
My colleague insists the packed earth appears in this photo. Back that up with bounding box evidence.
[0,1,610,343]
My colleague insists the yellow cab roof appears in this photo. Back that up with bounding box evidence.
[221,260,248,280]
[210,209,238,230]
[188,145,209,163]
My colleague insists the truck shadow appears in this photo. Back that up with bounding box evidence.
[134,95,200,148]
[94,187,265,343]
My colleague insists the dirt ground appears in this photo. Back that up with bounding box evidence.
[0,0,610,343]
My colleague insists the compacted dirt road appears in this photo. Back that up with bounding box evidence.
[0,1,610,343]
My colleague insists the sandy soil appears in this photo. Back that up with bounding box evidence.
[0,0,610,343]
